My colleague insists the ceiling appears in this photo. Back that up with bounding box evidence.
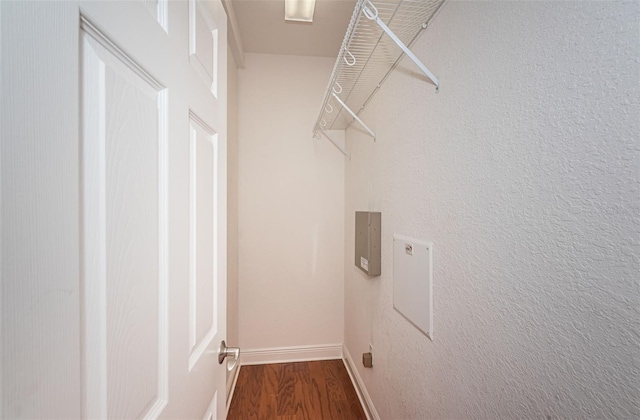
[228,0,357,58]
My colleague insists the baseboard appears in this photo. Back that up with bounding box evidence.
[342,345,380,420]
[225,363,241,414]
[240,344,343,365]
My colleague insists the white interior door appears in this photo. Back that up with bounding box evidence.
[1,1,229,418]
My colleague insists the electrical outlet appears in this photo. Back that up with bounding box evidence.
[362,352,373,368]
[405,243,413,255]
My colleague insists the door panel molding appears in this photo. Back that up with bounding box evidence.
[143,0,168,33]
[80,16,163,91]
[188,110,218,372]
[189,0,218,96]
[80,20,169,419]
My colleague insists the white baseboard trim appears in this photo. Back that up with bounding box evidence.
[225,363,241,414]
[342,345,380,420]
[240,344,343,365]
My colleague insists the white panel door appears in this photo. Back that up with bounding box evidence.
[0,1,229,419]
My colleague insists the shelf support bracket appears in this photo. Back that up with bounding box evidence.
[364,1,440,90]
[332,92,376,140]
[316,130,351,160]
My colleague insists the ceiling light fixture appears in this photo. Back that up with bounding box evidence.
[285,0,316,23]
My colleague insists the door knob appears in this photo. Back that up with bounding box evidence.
[218,340,240,370]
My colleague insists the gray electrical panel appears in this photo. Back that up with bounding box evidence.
[355,211,381,276]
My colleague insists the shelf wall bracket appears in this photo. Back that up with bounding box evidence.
[332,92,376,140]
[316,130,351,159]
[364,0,440,90]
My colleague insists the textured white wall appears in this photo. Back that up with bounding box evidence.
[237,53,345,350]
[344,2,639,419]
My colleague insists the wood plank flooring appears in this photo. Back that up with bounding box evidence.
[228,359,367,420]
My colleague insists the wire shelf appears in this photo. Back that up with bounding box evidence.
[313,0,445,139]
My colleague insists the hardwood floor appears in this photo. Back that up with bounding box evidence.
[227,359,367,420]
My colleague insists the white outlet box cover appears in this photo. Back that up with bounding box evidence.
[393,234,433,339]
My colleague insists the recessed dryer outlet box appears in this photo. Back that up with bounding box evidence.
[393,234,433,340]
[355,211,381,276]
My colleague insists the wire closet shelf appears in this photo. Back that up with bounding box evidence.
[312,0,445,154]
